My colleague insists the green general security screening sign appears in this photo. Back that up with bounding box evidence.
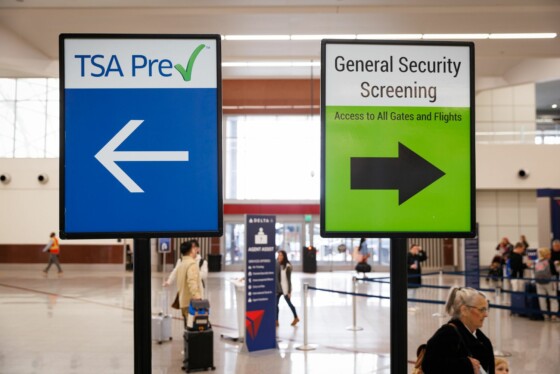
[321,40,475,237]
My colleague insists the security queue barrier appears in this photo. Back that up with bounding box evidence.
[298,270,560,361]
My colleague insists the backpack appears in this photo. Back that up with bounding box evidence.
[535,259,551,284]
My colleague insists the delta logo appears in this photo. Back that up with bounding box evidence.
[245,310,265,340]
[73,44,207,82]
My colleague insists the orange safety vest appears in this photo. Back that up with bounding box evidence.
[50,237,60,254]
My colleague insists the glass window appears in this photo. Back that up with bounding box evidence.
[225,115,320,200]
[0,78,59,158]
[0,78,16,100]
[276,222,302,263]
[224,223,245,266]
[311,224,391,266]
[0,100,15,157]
[14,100,47,158]
[16,78,47,101]
[45,97,60,158]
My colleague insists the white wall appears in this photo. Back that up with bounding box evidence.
[0,158,118,246]
[476,82,536,143]
[473,82,557,268]
[476,190,539,268]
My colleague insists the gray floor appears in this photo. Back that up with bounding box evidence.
[0,269,558,373]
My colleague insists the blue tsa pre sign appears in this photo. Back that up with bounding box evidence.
[245,215,277,352]
[60,34,222,239]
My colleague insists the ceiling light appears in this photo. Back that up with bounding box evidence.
[222,33,557,42]
[489,33,557,39]
[290,34,356,40]
[357,34,422,40]
[423,34,489,40]
[553,104,558,109]
[224,35,290,41]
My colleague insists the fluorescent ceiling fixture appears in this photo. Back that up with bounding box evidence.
[357,34,422,40]
[224,35,290,41]
[423,34,489,39]
[222,61,320,68]
[290,34,356,40]
[489,33,557,39]
[222,33,557,41]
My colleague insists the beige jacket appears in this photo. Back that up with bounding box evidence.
[176,255,201,308]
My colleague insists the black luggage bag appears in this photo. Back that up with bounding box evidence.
[510,282,527,317]
[524,283,544,321]
[182,329,215,373]
[355,262,371,274]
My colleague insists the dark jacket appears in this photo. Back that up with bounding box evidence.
[551,249,560,278]
[407,250,427,288]
[422,319,494,374]
[509,252,527,279]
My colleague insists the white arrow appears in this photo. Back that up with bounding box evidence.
[95,119,189,193]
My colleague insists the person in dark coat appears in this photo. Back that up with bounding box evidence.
[509,242,529,292]
[422,287,494,374]
[407,243,427,311]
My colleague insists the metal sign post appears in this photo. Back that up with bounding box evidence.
[391,238,408,374]
[133,238,151,374]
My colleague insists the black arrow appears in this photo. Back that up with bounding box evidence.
[351,142,445,205]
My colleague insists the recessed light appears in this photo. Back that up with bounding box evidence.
[553,104,558,109]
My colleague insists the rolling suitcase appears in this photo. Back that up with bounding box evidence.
[510,287,527,317]
[524,283,544,321]
[152,291,173,344]
[152,312,173,344]
[182,329,215,372]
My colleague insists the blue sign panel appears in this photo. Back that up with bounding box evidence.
[245,215,277,352]
[60,35,222,238]
[464,224,480,289]
[158,238,171,254]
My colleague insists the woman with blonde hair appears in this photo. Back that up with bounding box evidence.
[534,247,558,321]
[422,287,494,374]
[495,358,509,373]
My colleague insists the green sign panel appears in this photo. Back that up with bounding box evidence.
[321,40,475,237]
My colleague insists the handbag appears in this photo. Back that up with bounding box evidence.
[171,292,180,309]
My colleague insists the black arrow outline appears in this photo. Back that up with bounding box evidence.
[351,142,445,205]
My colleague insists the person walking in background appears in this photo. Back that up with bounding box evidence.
[358,238,371,262]
[422,287,494,374]
[550,239,560,283]
[509,242,530,292]
[42,232,62,276]
[407,243,427,312]
[276,250,299,327]
[354,238,372,276]
[534,247,558,321]
[496,237,513,259]
[164,239,208,298]
[519,234,529,251]
[485,255,503,289]
[176,240,202,328]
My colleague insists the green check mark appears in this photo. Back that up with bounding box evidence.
[174,44,206,82]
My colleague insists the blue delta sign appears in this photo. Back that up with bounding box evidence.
[60,35,223,238]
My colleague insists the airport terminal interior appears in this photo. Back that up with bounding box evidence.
[1,1,560,373]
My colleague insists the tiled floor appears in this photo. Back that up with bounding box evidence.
[0,269,559,373]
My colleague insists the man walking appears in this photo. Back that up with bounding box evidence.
[43,232,63,276]
[177,240,202,327]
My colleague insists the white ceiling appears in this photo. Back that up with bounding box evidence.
[0,0,559,90]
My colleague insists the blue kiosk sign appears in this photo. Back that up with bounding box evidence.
[60,34,222,238]
[245,215,277,352]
